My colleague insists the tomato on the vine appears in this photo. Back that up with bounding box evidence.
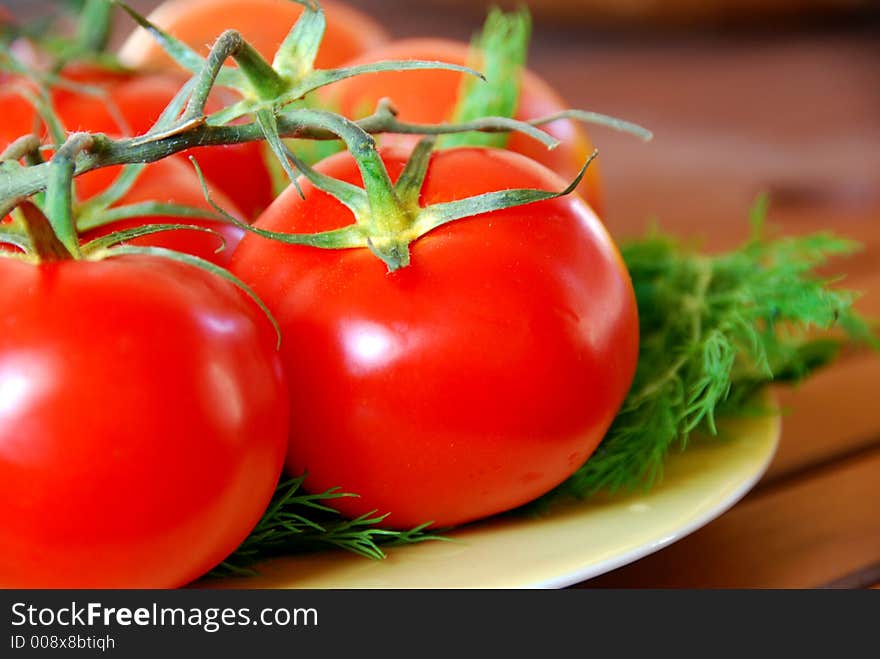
[229,146,638,529]
[327,39,603,214]
[118,0,388,72]
[0,254,289,587]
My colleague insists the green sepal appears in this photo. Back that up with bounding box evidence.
[280,144,368,217]
[373,112,559,151]
[80,222,225,254]
[393,137,435,209]
[294,59,485,108]
[189,156,367,250]
[284,109,402,230]
[255,109,304,197]
[273,0,324,80]
[411,149,597,238]
[441,7,531,150]
[99,244,282,349]
[113,0,244,88]
[151,77,198,132]
[231,37,287,100]
[77,201,227,232]
[205,100,253,127]
[530,109,653,142]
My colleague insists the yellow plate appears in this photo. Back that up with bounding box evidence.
[205,410,780,589]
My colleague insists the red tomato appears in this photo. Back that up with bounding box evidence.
[229,147,638,529]
[0,254,289,587]
[326,39,603,215]
[118,0,388,72]
[0,65,273,219]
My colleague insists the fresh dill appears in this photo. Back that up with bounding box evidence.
[211,475,443,577]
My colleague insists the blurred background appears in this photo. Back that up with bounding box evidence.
[3,0,879,587]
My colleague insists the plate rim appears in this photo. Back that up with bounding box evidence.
[532,411,781,588]
[205,406,782,589]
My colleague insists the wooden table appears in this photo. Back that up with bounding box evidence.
[356,3,880,589]
[15,0,880,588]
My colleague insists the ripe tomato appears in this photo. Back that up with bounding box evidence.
[118,0,388,72]
[229,147,638,529]
[0,254,289,587]
[327,39,603,214]
[0,65,273,219]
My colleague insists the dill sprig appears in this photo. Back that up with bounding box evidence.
[544,198,877,501]
[210,475,444,577]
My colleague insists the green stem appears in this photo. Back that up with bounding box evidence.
[184,30,286,110]
[1,135,43,165]
[0,107,558,203]
[44,133,93,258]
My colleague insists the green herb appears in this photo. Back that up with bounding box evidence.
[210,475,444,577]
[543,197,877,502]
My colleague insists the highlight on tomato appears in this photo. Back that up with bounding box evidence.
[229,142,639,529]
[0,247,289,588]
[118,0,388,72]
[327,33,604,213]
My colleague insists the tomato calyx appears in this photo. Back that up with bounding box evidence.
[204,108,597,271]
[337,136,597,272]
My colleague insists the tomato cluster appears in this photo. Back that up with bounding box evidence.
[0,0,638,586]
